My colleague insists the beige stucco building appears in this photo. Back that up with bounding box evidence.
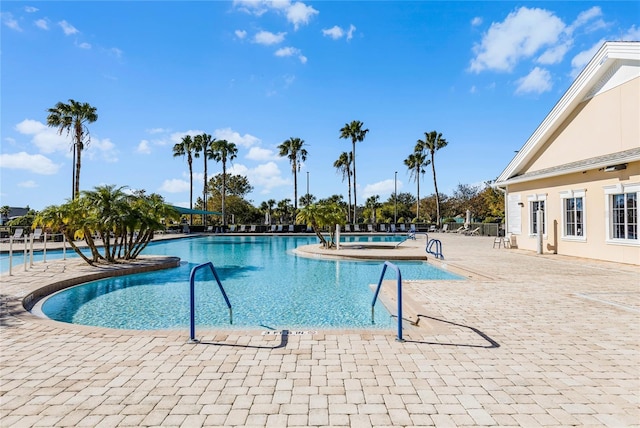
[494,41,639,265]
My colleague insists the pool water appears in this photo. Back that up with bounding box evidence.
[38,235,462,330]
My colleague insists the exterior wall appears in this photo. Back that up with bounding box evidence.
[523,77,639,172]
[506,161,639,265]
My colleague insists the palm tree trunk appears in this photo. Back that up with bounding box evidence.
[417,169,420,220]
[203,157,208,226]
[222,162,227,227]
[188,161,193,226]
[352,141,357,222]
[347,172,352,223]
[71,144,77,199]
[293,161,298,211]
[431,153,440,227]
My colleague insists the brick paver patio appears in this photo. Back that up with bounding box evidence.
[1,233,638,427]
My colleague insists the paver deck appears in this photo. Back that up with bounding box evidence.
[1,233,639,427]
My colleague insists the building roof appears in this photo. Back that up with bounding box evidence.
[495,41,640,186]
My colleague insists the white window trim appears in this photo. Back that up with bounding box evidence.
[559,189,586,242]
[604,183,640,246]
[527,194,547,237]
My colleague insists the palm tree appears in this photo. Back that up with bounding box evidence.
[333,151,352,223]
[277,137,308,212]
[417,131,448,227]
[404,151,430,220]
[211,139,238,228]
[194,133,215,225]
[0,205,10,225]
[46,99,98,199]
[172,135,197,225]
[339,120,369,222]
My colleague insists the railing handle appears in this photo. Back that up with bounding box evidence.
[371,261,404,342]
[189,262,232,343]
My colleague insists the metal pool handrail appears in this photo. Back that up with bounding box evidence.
[189,262,232,343]
[371,261,404,342]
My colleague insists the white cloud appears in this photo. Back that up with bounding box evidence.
[470,7,565,73]
[515,67,552,95]
[234,1,317,29]
[77,41,91,49]
[0,152,61,175]
[235,29,247,39]
[1,12,22,31]
[322,24,355,41]
[213,128,261,148]
[159,179,190,193]
[34,18,48,30]
[146,127,169,134]
[230,161,289,193]
[18,180,38,188]
[246,146,278,161]
[254,30,286,45]
[570,40,603,77]
[107,47,123,58]
[136,140,152,154]
[58,20,79,35]
[169,129,205,145]
[621,24,640,41]
[471,17,482,27]
[274,46,306,63]
[537,42,572,65]
[15,119,70,154]
[286,2,318,30]
[85,137,118,163]
[24,6,38,13]
[363,179,397,199]
[566,6,603,35]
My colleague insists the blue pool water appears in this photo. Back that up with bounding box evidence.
[36,235,462,330]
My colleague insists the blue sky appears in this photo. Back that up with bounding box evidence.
[1,1,639,211]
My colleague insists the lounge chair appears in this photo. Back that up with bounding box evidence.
[454,226,467,234]
[228,224,237,232]
[440,224,449,233]
[276,225,283,232]
[287,225,295,233]
[353,224,361,232]
[379,224,387,232]
[409,224,416,233]
[465,227,480,236]
[399,224,406,232]
[3,228,24,242]
[343,224,351,232]
[428,224,437,233]
[249,225,256,233]
[390,224,397,233]
[367,224,374,232]
[206,225,214,233]
[31,227,43,242]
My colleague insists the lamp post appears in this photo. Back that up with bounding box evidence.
[394,171,397,224]
[306,171,310,205]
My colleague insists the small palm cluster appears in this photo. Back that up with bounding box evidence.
[34,185,179,265]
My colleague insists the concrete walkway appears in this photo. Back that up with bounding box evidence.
[1,233,638,427]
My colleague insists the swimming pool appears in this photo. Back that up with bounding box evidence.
[37,235,462,330]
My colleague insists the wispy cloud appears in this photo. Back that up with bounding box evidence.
[235,29,247,39]
[58,20,79,35]
[0,152,60,175]
[24,6,38,13]
[322,24,356,41]
[1,12,22,31]
[136,140,152,154]
[234,0,318,30]
[515,67,552,95]
[254,30,286,45]
[275,46,307,63]
[34,18,49,30]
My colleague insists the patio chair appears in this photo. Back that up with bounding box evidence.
[399,224,406,232]
[249,225,256,232]
[3,228,24,242]
[379,224,387,232]
[287,225,295,233]
[228,224,237,232]
[465,227,480,236]
[367,224,374,232]
[390,224,397,233]
[440,224,449,233]
[353,224,361,232]
[428,224,437,233]
[276,225,283,232]
[343,224,352,232]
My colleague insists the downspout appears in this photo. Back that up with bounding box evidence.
[496,185,507,238]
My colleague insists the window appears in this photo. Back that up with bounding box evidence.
[528,194,546,235]
[560,190,586,240]
[605,183,639,244]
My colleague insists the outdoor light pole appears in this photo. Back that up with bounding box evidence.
[306,171,310,204]
[394,171,397,224]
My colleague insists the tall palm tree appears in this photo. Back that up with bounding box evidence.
[172,135,197,225]
[211,139,238,228]
[333,151,352,223]
[46,99,98,199]
[194,133,215,225]
[339,120,369,222]
[417,131,448,227]
[277,137,308,212]
[404,151,430,220]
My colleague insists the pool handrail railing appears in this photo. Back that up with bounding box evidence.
[371,261,404,342]
[189,261,232,343]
